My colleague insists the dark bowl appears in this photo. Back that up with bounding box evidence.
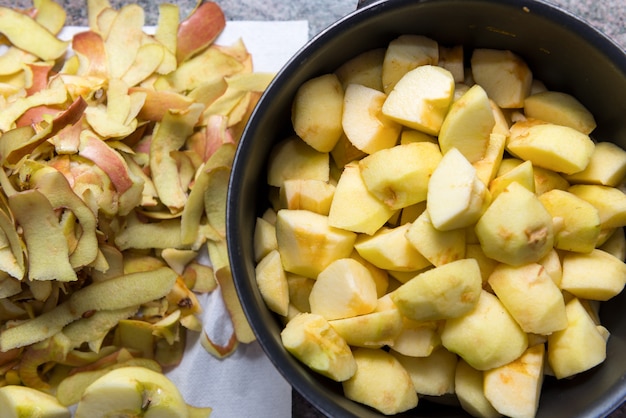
[226,0,626,416]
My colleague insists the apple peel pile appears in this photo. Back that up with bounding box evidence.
[255,35,626,416]
[0,0,274,416]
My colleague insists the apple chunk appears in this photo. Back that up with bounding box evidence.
[524,90,596,135]
[484,344,545,418]
[438,84,495,163]
[343,347,418,415]
[471,48,532,108]
[381,34,439,93]
[427,147,490,231]
[309,258,378,320]
[382,65,455,135]
[538,188,601,253]
[547,298,607,379]
[342,83,401,154]
[391,258,482,321]
[281,312,357,382]
[359,141,442,210]
[405,210,466,267]
[560,249,626,301]
[488,263,567,335]
[267,136,329,188]
[291,73,344,152]
[506,120,595,175]
[441,290,528,371]
[275,209,356,278]
[327,161,395,235]
[475,181,554,266]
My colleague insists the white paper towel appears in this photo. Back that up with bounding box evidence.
[162,20,309,417]
[58,20,310,417]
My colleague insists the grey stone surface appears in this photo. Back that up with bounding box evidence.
[1,1,624,417]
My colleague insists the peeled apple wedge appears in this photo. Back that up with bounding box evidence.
[564,142,626,186]
[484,343,545,418]
[353,223,431,272]
[438,84,495,163]
[560,249,626,301]
[381,34,439,93]
[74,366,193,418]
[275,209,357,278]
[382,64,455,135]
[454,360,502,418]
[568,184,626,229]
[343,347,418,415]
[506,120,595,175]
[475,181,554,266]
[538,188,601,253]
[341,83,402,154]
[441,290,528,371]
[281,312,357,382]
[328,161,395,235]
[487,263,567,335]
[358,141,442,210]
[523,90,596,135]
[470,48,532,109]
[547,298,608,379]
[391,258,482,321]
[309,258,378,320]
[267,136,329,188]
[291,73,344,152]
[427,147,490,231]
[334,47,385,92]
[405,210,466,267]
[0,385,70,418]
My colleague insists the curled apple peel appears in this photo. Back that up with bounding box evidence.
[0,0,273,412]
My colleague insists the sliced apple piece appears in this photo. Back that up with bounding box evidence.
[281,312,356,381]
[568,184,626,229]
[438,84,495,163]
[392,258,481,322]
[455,359,502,418]
[538,188,601,253]
[441,290,528,371]
[280,179,335,215]
[309,258,378,320]
[343,347,418,415]
[484,343,545,418]
[475,181,554,266]
[335,48,385,92]
[506,120,595,175]
[471,48,532,108]
[427,147,490,231]
[354,223,431,272]
[560,249,626,301]
[0,385,70,418]
[74,366,190,418]
[382,34,439,93]
[382,65,455,135]
[276,209,356,278]
[267,136,329,188]
[524,90,596,134]
[405,210,466,267]
[342,83,401,154]
[255,249,289,317]
[359,141,442,210]
[389,318,441,357]
[547,298,607,379]
[292,73,344,152]
[328,161,395,235]
[488,263,567,335]
[564,142,626,186]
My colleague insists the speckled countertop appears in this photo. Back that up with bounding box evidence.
[3,0,625,417]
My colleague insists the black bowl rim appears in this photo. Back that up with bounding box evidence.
[227,0,626,417]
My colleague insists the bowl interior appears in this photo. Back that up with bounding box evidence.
[227,0,626,416]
